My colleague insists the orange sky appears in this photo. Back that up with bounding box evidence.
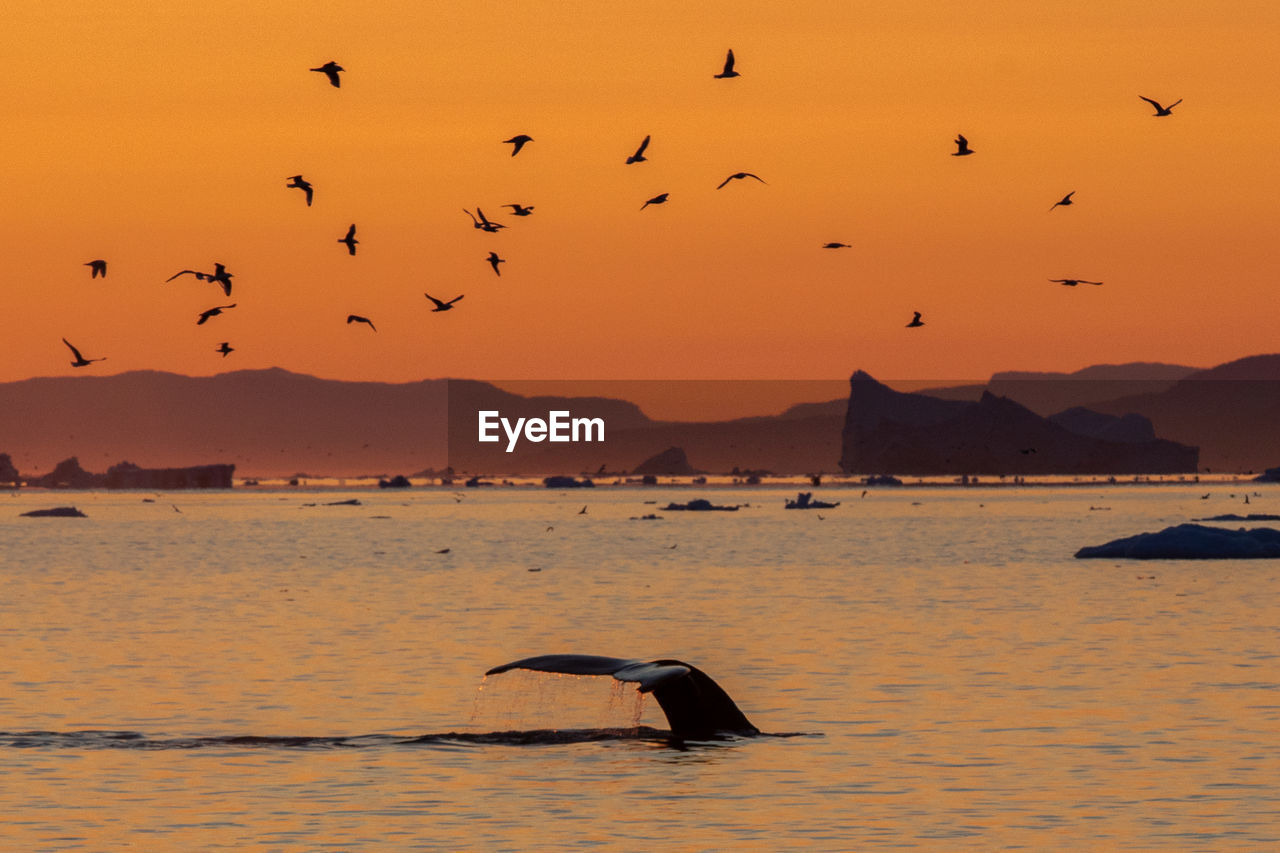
[5,2,1277,387]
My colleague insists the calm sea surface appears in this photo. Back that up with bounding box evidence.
[2,484,1278,850]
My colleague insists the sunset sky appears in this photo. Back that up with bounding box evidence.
[5,1,1277,387]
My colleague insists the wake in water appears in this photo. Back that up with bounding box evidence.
[0,728,804,750]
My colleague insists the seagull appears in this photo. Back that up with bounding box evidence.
[1140,96,1182,116]
[640,192,669,210]
[424,292,464,312]
[906,311,924,327]
[822,242,852,249]
[286,175,313,206]
[62,338,105,367]
[310,61,344,88]
[338,224,358,255]
[626,135,650,164]
[486,251,505,276]
[346,314,376,331]
[196,303,236,325]
[216,342,234,357]
[464,208,505,232]
[1049,278,1103,287]
[167,263,233,296]
[503,134,533,156]
[952,134,974,156]
[716,172,767,189]
[714,49,739,78]
[85,259,107,278]
[503,204,534,216]
[1049,191,1075,211]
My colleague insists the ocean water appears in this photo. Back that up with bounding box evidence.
[2,483,1278,850]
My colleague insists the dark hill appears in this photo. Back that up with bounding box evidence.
[839,371,1197,475]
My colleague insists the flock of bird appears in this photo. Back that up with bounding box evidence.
[59,49,1181,367]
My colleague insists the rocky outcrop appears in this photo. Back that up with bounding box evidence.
[104,462,234,489]
[378,475,412,488]
[543,476,595,488]
[632,446,701,476]
[1256,467,1280,483]
[20,506,87,517]
[1076,523,1280,559]
[661,499,740,511]
[839,371,1198,475]
[29,457,102,488]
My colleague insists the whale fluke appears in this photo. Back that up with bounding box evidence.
[485,654,759,739]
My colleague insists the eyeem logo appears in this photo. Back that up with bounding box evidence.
[477,410,605,452]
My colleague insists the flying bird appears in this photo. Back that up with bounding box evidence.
[906,311,924,327]
[464,208,505,232]
[346,314,376,331]
[640,192,669,210]
[503,204,535,216]
[338,224,358,255]
[1049,278,1103,287]
[486,251,505,276]
[166,263,233,296]
[62,338,105,368]
[85,259,107,278]
[714,49,739,78]
[952,134,974,156]
[503,134,533,156]
[1049,191,1075,211]
[310,61,344,88]
[424,292,464,312]
[716,172,767,189]
[216,342,234,357]
[1140,96,1182,116]
[626,135,650,164]
[822,242,852,249]
[196,303,236,325]
[286,175,313,206]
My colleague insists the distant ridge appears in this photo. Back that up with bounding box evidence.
[839,371,1197,475]
[1,355,1274,477]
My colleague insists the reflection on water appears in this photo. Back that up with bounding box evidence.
[2,484,1279,849]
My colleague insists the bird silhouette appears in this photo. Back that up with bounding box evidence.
[338,224,358,255]
[641,192,669,210]
[310,61,344,88]
[425,293,464,312]
[626,135,650,164]
[167,263,233,296]
[578,506,588,515]
[1049,278,1103,287]
[464,208,505,232]
[906,311,924,327]
[714,49,739,78]
[346,314,376,331]
[286,175,313,206]
[62,338,105,367]
[196,303,236,325]
[486,251,505,276]
[1049,191,1075,211]
[216,342,234,357]
[503,203,535,216]
[822,242,852,249]
[952,134,974,156]
[503,134,533,156]
[85,259,107,278]
[1140,96,1182,116]
[716,172,767,189]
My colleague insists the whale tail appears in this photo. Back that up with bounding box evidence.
[485,654,759,739]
